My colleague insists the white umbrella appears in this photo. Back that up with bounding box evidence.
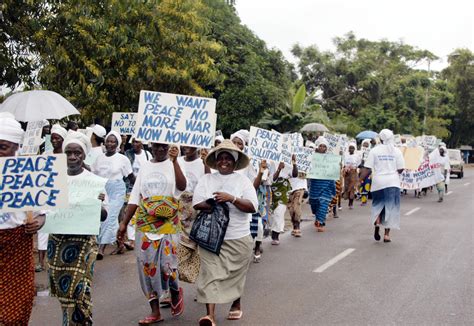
[300,122,329,133]
[0,90,80,122]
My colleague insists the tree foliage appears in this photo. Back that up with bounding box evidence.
[292,32,456,139]
[442,49,474,147]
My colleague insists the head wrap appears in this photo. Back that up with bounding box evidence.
[0,112,24,144]
[379,129,395,152]
[230,129,250,145]
[348,141,357,150]
[42,119,50,127]
[361,139,371,148]
[105,130,122,148]
[51,124,67,140]
[62,130,92,154]
[215,135,224,143]
[215,149,238,162]
[91,124,106,138]
[315,136,329,148]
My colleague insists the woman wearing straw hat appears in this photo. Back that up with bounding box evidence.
[193,140,258,326]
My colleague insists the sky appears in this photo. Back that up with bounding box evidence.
[235,0,473,71]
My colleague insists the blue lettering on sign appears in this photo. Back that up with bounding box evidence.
[142,115,178,130]
[2,156,56,174]
[190,134,212,147]
[165,130,191,144]
[176,96,210,109]
[185,120,211,133]
[144,92,161,104]
[136,127,162,141]
[0,189,59,210]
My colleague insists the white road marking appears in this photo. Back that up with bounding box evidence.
[446,191,453,196]
[313,248,355,273]
[405,207,420,216]
[464,182,470,186]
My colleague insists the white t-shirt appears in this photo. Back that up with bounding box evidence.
[192,172,258,240]
[0,211,45,230]
[132,150,152,176]
[129,160,185,204]
[92,153,133,180]
[344,153,361,169]
[289,177,307,192]
[178,156,206,193]
[364,145,405,192]
[236,164,258,183]
[85,146,104,166]
[429,150,450,183]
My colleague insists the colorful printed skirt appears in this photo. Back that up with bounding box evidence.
[0,226,35,325]
[360,173,372,204]
[371,187,401,230]
[135,231,180,301]
[48,234,98,326]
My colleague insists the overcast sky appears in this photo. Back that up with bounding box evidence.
[235,0,473,71]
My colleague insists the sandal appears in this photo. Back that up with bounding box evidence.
[199,316,216,326]
[124,242,135,251]
[171,287,184,316]
[96,253,104,261]
[138,315,164,325]
[110,246,125,255]
[374,226,381,241]
[227,310,243,320]
[383,236,391,243]
[35,264,44,273]
[294,230,302,237]
[253,254,261,263]
[271,240,280,245]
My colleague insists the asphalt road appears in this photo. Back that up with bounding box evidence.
[30,168,474,325]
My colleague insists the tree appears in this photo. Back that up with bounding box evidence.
[291,32,454,137]
[202,0,293,134]
[442,49,474,147]
[29,0,223,124]
[258,83,330,132]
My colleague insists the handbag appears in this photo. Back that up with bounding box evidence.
[189,199,230,255]
[177,243,200,283]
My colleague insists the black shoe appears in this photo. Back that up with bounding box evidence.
[374,226,381,241]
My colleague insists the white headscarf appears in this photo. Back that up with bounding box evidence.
[379,129,395,152]
[62,130,92,154]
[315,136,329,148]
[0,112,24,144]
[105,131,122,148]
[361,139,371,148]
[91,124,106,138]
[230,129,250,145]
[215,135,224,143]
[348,141,357,151]
[51,124,68,140]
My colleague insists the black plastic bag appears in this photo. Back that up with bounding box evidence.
[190,198,230,255]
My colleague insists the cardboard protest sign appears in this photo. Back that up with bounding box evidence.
[112,112,137,135]
[294,146,314,173]
[0,154,68,212]
[280,134,294,166]
[134,90,217,148]
[400,160,437,190]
[20,121,45,155]
[394,134,402,146]
[420,135,437,148]
[248,127,283,163]
[323,132,340,155]
[41,173,107,235]
[403,147,424,170]
[307,153,341,180]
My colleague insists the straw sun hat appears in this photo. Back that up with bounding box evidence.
[205,139,250,171]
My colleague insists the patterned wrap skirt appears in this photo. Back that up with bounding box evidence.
[99,179,126,244]
[343,169,358,200]
[371,187,401,230]
[0,226,35,325]
[360,173,372,203]
[135,231,180,301]
[48,234,98,326]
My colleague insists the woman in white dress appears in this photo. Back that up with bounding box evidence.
[92,131,134,258]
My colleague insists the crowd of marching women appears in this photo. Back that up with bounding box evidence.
[0,111,452,326]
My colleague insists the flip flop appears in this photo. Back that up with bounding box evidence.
[227,310,243,320]
[138,315,164,325]
[171,288,184,316]
[199,316,216,326]
[96,253,104,260]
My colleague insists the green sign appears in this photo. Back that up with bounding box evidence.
[307,153,341,180]
[41,173,107,235]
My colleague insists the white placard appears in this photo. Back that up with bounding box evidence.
[111,112,137,135]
